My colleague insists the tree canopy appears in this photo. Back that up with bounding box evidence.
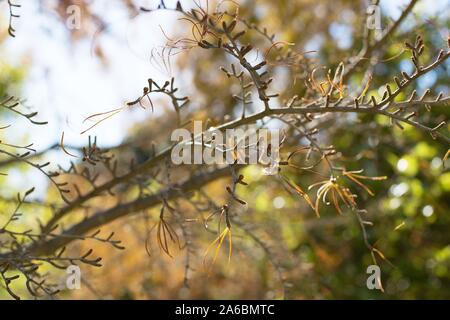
[0,0,449,299]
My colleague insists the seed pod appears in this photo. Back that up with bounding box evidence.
[233,30,246,40]
[370,95,377,107]
[402,71,410,81]
[386,84,392,96]
[417,44,424,56]
[240,45,253,56]
[198,41,210,49]
[404,41,414,50]
[253,60,267,70]
[415,35,423,48]
[227,20,237,32]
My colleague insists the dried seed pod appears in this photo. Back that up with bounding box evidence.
[432,121,446,131]
[227,20,237,32]
[405,41,414,50]
[405,112,416,120]
[394,76,402,88]
[198,40,213,48]
[253,60,267,70]
[415,35,423,48]
[233,30,246,40]
[370,95,377,107]
[402,71,410,81]
[418,44,425,56]
[240,45,253,56]
[407,90,417,102]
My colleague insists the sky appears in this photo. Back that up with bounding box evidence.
[1,0,182,149]
[0,0,184,193]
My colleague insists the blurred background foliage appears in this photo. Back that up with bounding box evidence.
[0,0,449,299]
